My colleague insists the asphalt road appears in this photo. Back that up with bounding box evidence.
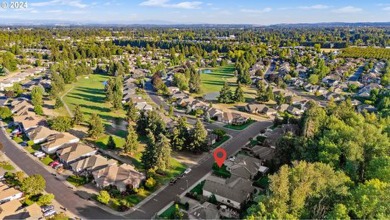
[124,120,273,219]
[0,126,123,219]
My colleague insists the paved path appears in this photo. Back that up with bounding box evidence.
[60,86,74,117]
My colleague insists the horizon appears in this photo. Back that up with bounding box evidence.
[0,0,390,25]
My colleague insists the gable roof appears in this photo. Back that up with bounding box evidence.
[58,143,97,163]
[224,154,263,179]
[203,175,254,204]
[71,155,117,172]
[41,132,79,151]
[92,164,145,190]
[189,202,219,220]
[26,126,57,141]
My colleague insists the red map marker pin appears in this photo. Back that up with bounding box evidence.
[213,148,227,168]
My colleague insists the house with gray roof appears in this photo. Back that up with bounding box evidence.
[202,175,255,209]
[188,202,219,220]
[224,154,265,180]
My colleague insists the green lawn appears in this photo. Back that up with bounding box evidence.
[212,163,231,178]
[211,135,230,149]
[95,135,126,150]
[224,120,255,130]
[62,73,126,126]
[41,156,54,166]
[190,180,205,195]
[200,65,236,94]
[66,175,91,187]
[159,203,176,219]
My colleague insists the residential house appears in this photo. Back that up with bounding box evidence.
[0,96,7,107]
[357,83,382,98]
[249,145,275,161]
[135,102,153,111]
[357,104,377,113]
[171,92,187,100]
[287,105,304,116]
[26,126,58,144]
[0,200,23,219]
[11,100,33,116]
[245,104,267,114]
[188,202,219,220]
[41,132,80,154]
[203,175,255,209]
[264,124,299,148]
[92,164,145,192]
[0,186,23,204]
[207,108,223,119]
[167,86,180,95]
[57,143,97,165]
[13,114,46,132]
[224,154,266,180]
[70,155,117,173]
[177,96,195,107]
[0,81,13,91]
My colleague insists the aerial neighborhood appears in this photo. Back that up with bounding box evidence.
[0,14,389,220]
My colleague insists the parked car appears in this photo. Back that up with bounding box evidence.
[36,153,46,158]
[41,205,54,213]
[50,161,60,168]
[53,163,63,169]
[20,142,27,147]
[33,151,43,156]
[169,179,177,185]
[43,210,56,217]
[184,168,192,174]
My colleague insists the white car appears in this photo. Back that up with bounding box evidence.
[184,168,192,174]
[43,210,56,217]
[34,151,44,156]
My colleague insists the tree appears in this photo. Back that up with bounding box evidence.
[218,82,233,103]
[126,100,138,123]
[54,97,64,109]
[34,105,44,115]
[212,128,226,141]
[247,161,351,219]
[12,83,23,96]
[0,106,12,119]
[21,174,46,196]
[97,190,111,205]
[124,125,139,155]
[266,86,274,101]
[173,204,184,219]
[189,67,201,93]
[349,179,389,219]
[145,177,156,189]
[88,113,104,138]
[31,86,44,106]
[234,83,245,102]
[308,74,319,85]
[107,135,116,149]
[326,204,350,220]
[189,119,208,152]
[141,130,157,170]
[256,81,268,102]
[38,193,55,206]
[155,133,171,172]
[48,116,73,132]
[72,105,84,125]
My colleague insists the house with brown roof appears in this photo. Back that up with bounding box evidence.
[41,132,80,154]
[0,186,23,204]
[13,113,46,132]
[0,200,23,219]
[57,143,97,165]
[92,164,145,192]
[11,100,33,116]
[26,126,58,144]
[71,155,117,173]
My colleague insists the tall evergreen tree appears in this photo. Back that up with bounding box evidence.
[155,134,171,172]
[189,119,208,152]
[124,125,139,155]
[234,83,245,102]
[31,86,44,106]
[141,130,157,170]
[126,100,138,123]
[218,82,233,103]
[88,113,104,138]
[73,105,84,125]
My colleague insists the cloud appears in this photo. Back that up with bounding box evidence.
[298,4,329,10]
[383,7,390,11]
[140,0,202,9]
[31,0,87,9]
[240,7,272,14]
[332,6,362,13]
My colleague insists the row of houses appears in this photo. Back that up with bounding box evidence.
[0,182,42,219]
[8,99,146,192]
[0,67,46,91]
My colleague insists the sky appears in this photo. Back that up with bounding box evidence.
[0,0,390,24]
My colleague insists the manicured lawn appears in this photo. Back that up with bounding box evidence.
[211,135,230,149]
[224,120,255,130]
[95,135,126,150]
[62,73,126,126]
[66,175,91,187]
[212,163,231,178]
[41,156,54,166]
[159,203,176,219]
[200,65,236,94]
[190,180,205,195]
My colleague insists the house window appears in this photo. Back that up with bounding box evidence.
[227,200,231,203]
